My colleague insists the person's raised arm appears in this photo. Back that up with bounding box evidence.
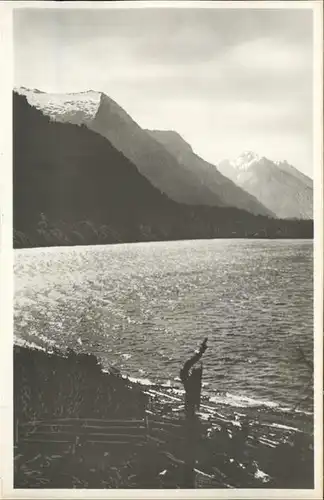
[180,337,208,383]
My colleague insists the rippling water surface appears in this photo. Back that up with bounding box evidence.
[14,239,313,411]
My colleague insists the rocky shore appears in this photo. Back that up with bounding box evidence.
[14,344,313,489]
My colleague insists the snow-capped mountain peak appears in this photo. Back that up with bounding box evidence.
[217,152,313,219]
[15,87,102,125]
[233,151,261,170]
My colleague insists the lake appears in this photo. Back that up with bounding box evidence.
[14,239,313,413]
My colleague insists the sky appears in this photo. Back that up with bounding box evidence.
[14,7,314,177]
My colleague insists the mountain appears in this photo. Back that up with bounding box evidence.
[147,130,273,217]
[16,86,101,125]
[16,87,269,216]
[13,91,182,247]
[13,92,312,248]
[217,152,313,219]
[16,87,224,207]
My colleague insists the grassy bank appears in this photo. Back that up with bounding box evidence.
[14,344,313,489]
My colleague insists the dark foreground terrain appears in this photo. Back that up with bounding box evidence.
[14,344,313,489]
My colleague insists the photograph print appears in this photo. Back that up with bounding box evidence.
[7,1,321,495]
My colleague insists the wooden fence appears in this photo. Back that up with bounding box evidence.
[15,413,224,486]
[15,340,306,489]
[18,418,146,444]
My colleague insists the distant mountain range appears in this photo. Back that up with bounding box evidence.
[13,89,313,248]
[217,152,313,220]
[16,87,313,221]
[146,130,275,217]
[16,87,271,217]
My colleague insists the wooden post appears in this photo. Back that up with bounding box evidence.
[180,338,208,488]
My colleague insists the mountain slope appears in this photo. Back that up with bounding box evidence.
[147,130,273,217]
[13,92,183,246]
[16,86,101,125]
[16,88,271,216]
[217,152,313,219]
[13,92,312,248]
[16,87,225,207]
[88,93,229,207]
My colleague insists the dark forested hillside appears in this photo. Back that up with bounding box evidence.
[13,92,313,249]
[15,88,271,216]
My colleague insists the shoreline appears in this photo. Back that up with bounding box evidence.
[14,343,314,489]
[13,236,314,253]
[14,234,314,251]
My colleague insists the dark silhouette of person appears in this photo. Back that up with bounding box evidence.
[180,338,208,417]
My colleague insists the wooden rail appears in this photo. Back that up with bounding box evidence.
[17,417,149,447]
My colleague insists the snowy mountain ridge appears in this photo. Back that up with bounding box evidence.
[217,153,313,219]
[14,87,312,219]
[15,87,102,124]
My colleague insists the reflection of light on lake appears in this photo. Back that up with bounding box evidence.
[14,238,313,412]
